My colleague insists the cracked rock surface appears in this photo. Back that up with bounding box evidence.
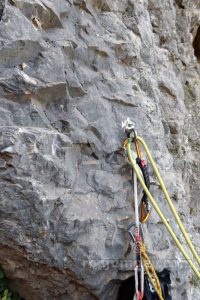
[0,0,200,299]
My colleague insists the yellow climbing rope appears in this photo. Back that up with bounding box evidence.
[140,242,164,300]
[123,138,151,223]
[137,136,200,267]
[126,137,200,280]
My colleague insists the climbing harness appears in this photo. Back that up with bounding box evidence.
[122,118,200,289]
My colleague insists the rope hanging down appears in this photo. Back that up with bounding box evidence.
[140,242,164,300]
[122,118,200,281]
[131,171,144,300]
[125,119,164,300]
[124,138,151,224]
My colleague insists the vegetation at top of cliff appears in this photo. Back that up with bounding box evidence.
[0,266,20,300]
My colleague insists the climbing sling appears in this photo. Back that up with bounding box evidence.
[122,118,200,284]
[132,171,144,300]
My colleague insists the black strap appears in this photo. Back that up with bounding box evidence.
[136,157,150,206]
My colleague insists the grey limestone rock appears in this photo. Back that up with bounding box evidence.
[0,0,199,299]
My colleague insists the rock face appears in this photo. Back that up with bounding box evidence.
[0,0,199,299]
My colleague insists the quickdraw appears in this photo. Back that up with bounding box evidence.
[122,117,200,299]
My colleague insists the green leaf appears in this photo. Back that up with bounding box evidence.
[2,289,10,300]
[0,266,20,300]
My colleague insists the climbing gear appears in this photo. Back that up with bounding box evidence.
[123,119,161,299]
[123,118,200,281]
[122,118,136,136]
[132,171,144,300]
[128,221,163,300]
[117,269,171,300]
[140,242,163,300]
[123,135,151,224]
[135,143,151,223]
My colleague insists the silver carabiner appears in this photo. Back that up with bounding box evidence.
[122,118,137,139]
